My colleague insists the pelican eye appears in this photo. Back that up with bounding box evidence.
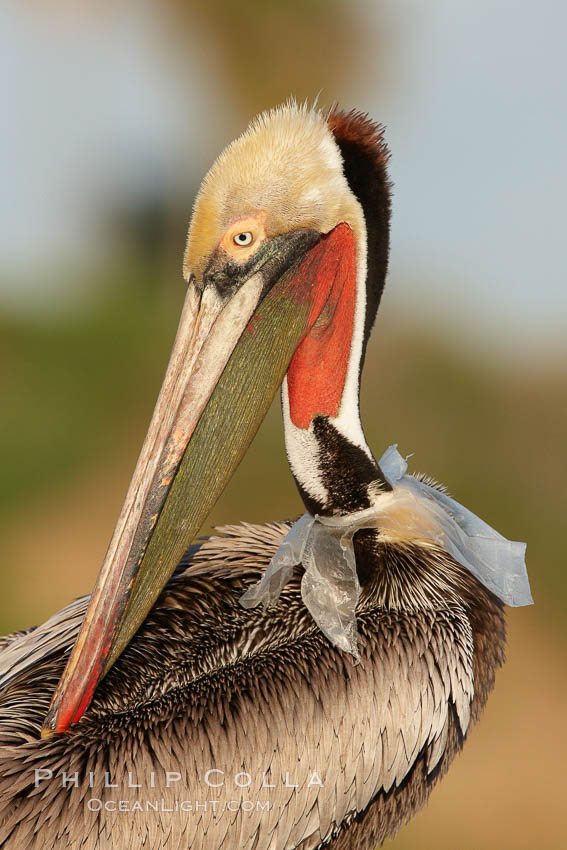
[233,231,254,247]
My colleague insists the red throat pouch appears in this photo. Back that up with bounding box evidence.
[286,223,357,429]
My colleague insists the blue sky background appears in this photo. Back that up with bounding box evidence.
[1,0,565,353]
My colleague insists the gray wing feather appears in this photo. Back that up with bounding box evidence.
[0,522,484,850]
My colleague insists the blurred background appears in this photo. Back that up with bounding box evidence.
[1,1,565,847]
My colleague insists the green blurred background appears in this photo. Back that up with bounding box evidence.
[1,1,565,848]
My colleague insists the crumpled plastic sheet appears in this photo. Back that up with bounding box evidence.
[239,445,532,660]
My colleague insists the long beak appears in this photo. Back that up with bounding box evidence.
[41,223,352,737]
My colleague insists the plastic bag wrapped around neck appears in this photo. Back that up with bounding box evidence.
[240,512,362,658]
[239,445,532,660]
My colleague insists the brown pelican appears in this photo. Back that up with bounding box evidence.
[0,103,530,849]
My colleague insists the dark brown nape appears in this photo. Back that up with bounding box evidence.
[327,108,392,373]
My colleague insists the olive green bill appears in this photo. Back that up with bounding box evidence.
[41,224,347,737]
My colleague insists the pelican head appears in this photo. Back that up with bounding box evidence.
[185,104,366,283]
[42,102,391,736]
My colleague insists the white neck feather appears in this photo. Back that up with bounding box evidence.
[281,224,373,508]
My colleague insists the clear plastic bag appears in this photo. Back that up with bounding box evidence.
[239,445,532,659]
